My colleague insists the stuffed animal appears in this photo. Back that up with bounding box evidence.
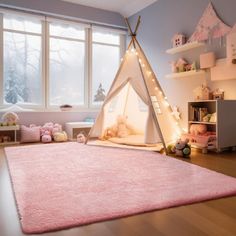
[1,112,19,125]
[100,127,117,140]
[189,124,207,136]
[116,115,133,138]
[77,133,86,143]
[52,123,62,135]
[53,131,68,142]
[41,131,52,143]
[172,138,191,158]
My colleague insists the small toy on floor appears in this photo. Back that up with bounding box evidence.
[168,138,191,158]
[53,131,68,142]
[41,131,52,143]
[77,133,86,143]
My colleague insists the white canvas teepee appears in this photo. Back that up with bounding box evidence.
[86,17,181,153]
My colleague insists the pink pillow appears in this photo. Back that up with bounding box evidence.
[20,125,41,143]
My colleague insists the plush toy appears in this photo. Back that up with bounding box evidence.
[172,138,191,158]
[189,124,207,136]
[52,123,62,135]
[53,131,68,142]
[77,133,86,143]
[41,131,52,143]
[116,115,133,138]
[1,112,19,125]
[100,127,117,140]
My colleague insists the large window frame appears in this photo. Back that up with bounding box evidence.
[0,10,46,109]
[0,9,126,111]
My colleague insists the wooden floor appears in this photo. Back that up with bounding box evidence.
[0,146,236,236]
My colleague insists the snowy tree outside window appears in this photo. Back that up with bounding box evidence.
[92,29,121,106]
[3,14,42,106]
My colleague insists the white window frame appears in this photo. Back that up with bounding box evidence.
[0,8,126,111]
[0,10,45,110]
[46,18,89,110]
[89,26,126,109]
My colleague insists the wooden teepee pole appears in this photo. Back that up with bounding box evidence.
[134,16,141,35]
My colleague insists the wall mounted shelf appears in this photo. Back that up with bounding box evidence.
[166,41,205,54]
[165,70,205,79]
[211,58,236,81]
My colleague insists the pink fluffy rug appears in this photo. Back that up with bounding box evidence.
[5,143,236,234]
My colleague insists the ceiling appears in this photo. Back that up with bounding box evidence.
[61,0,157,17]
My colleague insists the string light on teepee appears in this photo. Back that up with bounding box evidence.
[131,48,135,53]
[155,87,158,91]
[139,58,142,63]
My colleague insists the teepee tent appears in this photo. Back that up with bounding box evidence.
[86,17,181,153]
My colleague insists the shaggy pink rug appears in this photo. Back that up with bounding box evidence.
[5,143,236,234]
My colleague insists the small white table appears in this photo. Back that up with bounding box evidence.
[0,125,20,145]
[65,122,93,141]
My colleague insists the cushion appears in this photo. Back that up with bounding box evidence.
[20,125,41,143]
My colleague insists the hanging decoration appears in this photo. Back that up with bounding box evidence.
[171,106,181,120]
[188,3,231,43]
[227,24,236,64]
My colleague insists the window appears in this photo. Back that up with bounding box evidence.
[2,13,43,107]
[0,10,125,110]
[91,28,122,106]
[48,21,86,107]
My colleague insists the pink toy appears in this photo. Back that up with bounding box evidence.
[41,131,52,143]
[190,124,207,136]
[52,123,62,135]
[40,122,62,137]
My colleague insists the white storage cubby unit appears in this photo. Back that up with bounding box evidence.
[188,100,236,152]
[65,122,93,141]
[0,125,20,146]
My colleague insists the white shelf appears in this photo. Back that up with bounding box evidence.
[0,141,20,146]
[166,70,205,79]
[166,41,205,54]
[189,121,216,125]
[0,125,20,131]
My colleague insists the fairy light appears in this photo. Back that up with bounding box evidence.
[164,96,168,100]
[152,79,155,82]
[142,64,145,68]
[182,128,187,133]
[139,59,142,63]
[135,52,138,56]
[131,48,135,53]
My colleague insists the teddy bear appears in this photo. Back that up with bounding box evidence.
[115,115,134,138]
[170,138,191,158]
